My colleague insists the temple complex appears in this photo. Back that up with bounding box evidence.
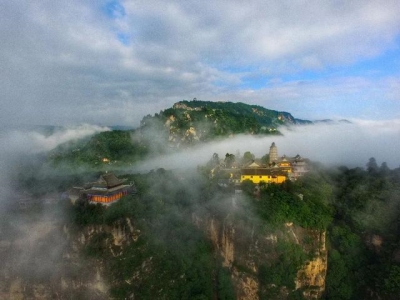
[240,142,308,184]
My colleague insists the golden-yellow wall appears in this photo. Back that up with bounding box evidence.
[240,175,286,184]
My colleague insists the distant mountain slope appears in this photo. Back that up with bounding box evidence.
[177,100,312,125]
[49,130,147,168]
[49,100,314,166]
[140,100,312,146]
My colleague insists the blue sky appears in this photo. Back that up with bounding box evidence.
[1,0,400,126]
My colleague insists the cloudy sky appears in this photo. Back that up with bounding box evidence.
[1,0,400,127]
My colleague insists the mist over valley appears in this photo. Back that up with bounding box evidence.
[2,0,400,298]
[0,100,400,299]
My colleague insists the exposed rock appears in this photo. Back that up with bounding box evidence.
[233,269,259,300]
[195,212,328,300]
[1,201,327,300]
[173,102,202,111]
[9,279,24,300]
[295,231,327,299]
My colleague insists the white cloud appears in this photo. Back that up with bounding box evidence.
[1,0,400,126]
[0,124,110,155]
[121,0,400,64]
[132,120,400,172]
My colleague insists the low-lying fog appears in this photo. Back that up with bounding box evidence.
[0,124,110,206]
[0,120,398,297]
[1,121,399,182]
[134,120,400,171]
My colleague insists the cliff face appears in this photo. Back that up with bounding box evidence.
[139,100,315,149]
[194,214,327,300]
[0,215,111,300]
[197,215,260,300]
[295,230,327,299]
[62,212,327,300]
[0,207,326,299]
[58,218,140,299]
[62,214,327,300]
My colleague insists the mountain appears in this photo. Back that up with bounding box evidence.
[49,100,314,167]
[140,100,312,147]
[313,119,352,124]
[3,101,400,299]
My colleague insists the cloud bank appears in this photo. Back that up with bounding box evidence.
[0,124,110,156]
[133,120,400,172]
[0,124,109,208]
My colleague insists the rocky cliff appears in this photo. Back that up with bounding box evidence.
[140,100,313,149]
[295,230,327,299]
[193,212,328,300]
[0,214,110,299]
[0,204,327,300]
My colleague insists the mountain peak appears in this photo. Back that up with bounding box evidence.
[140,100,313,147]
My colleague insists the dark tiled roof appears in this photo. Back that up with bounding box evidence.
[98,173,127,188]
[68,187,84,196]
[84,185,131,196]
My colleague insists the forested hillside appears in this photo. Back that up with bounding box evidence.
[6,100,399,299]
[67,160,400,299]
[142,100,312,143]
[325,159,400,299]
[3,143,400,299]
[49,100,312,168]
[49,130,147,168]
[67,166,333,299]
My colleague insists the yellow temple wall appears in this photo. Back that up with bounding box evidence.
[240,175,286,184]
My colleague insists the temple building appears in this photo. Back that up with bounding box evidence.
[240,168,286,184]
[267,142,308,178]
[68,173,135,205]
[291,154,308,178]
[240,142,308,184]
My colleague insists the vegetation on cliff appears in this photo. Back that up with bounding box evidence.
[68,169,236,299]
[62,156,400,299]
[5,119,400,300]
[4,118,400,300]
[4,146,400,300]
[48,100,312,168]
[65,163,335,299]
[245,173,333,230]
[144,100,311,142]
[49,130,147,168]
[325,159,400,300]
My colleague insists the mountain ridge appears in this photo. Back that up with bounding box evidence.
[49,100,351,167]
[140,100,313,148]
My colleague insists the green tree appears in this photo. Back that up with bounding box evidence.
[367,157,378,174]
[224,153,236,168]
[241,179,255,196]
[242,151,255,165]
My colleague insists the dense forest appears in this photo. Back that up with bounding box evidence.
[325,159,400,299]
[40,156,400,299]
